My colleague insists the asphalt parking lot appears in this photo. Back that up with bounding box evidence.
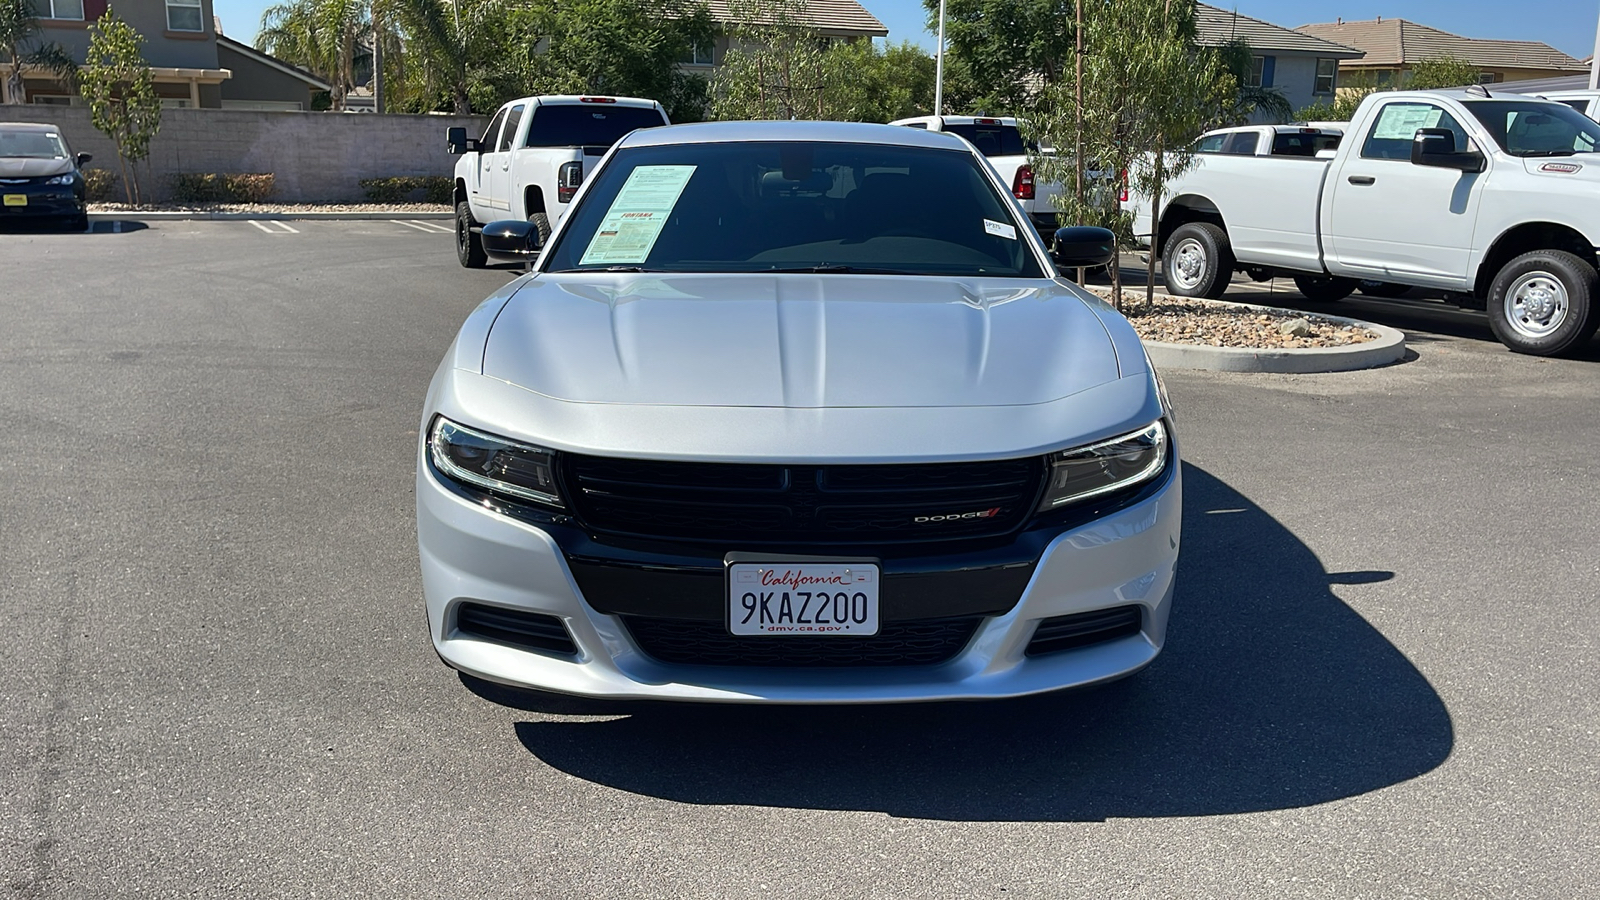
[2,220,1597,898]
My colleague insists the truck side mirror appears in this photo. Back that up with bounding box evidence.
[481,219,543,267]
[446,126,476,155]
[1411,128,1484,173]
[1052,226,1117,273]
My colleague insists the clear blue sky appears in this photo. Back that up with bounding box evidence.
[214,0,1599,60]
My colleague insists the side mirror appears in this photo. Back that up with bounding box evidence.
[481,219,543,266]
[1411,127,1484,172]
[75,152,92,167]
[1052,226,1117,272]
[446,127,476,155]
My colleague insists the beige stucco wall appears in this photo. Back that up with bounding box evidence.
[0,106,486,202]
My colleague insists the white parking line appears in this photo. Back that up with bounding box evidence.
[247,220,299,234]
[247,220,277,234]
[274,221,299,234]
[406,219,454,234]
[394,219,442,233]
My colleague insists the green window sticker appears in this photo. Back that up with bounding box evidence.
[579,165,697,266]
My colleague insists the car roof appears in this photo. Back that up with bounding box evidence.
[619,120,973,152]
[506,95,661,109]
[0,122,66,133]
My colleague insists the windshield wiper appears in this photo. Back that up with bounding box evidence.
[762,264,916,275]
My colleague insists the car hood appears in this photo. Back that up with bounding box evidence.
[481,273,1122,408]
[0,157,72,179]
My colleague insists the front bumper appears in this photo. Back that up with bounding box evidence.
[0,185,84,220]
[417,448,1182,704]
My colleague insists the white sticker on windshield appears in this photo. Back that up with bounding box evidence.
[579,165,696,266]
[984,218,1018,241]
[1371,105,1445,140]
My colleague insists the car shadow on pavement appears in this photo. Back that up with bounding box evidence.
[482,462,1454,822]
[0,219,148,235]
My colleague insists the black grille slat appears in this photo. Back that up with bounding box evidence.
[563,456,1044,546]
[623,616,982,667]
[1025,606,1142,656]
[456,603,578,656]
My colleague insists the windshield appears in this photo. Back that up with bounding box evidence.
[0,130,68,159]
[1462,100,1600,157]
[942,123,1034,157]
[524,104,667,149]
[540,140,1045,278]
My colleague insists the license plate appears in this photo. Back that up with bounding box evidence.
[727,562,879,636]
[2,194,25,207]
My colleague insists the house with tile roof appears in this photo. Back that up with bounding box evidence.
[675,0,888,70]
[1195,4,1365,116]
[1295,17,1588,87]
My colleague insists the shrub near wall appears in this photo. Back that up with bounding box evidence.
[168,173,277,204]
[83,169,119,202]
[358,176,453,204]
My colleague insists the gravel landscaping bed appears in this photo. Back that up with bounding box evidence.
[89,202,452,214]
[1087,288,1379,349]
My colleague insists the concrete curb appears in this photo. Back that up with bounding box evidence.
[1137,297,1408,374]
[87,210,453,221]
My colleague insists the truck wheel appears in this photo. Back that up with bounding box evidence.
[529,212,552,245]
[456,201,487,269]
[1486,250,1599,357]
[1293,275,1357,302]
[1358,281,1411,298]
[1162,223,1234,299]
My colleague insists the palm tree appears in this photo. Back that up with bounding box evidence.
[259,0,366,110]
[1,0,77,105]
[392,0,510,114]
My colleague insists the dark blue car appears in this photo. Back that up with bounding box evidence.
[0,122,91,231]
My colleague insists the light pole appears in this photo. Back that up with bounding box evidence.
[934,0,946,115]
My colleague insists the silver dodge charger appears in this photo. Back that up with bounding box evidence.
[418,120,1180,703]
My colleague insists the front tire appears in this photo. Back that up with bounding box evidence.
[456,200,487,269]
[529,211,552,245]
[1161,222,1234,299]
[1486,250,1599,357]
[1293,275,1358,303]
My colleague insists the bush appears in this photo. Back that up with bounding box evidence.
[359,176,453,204]
[83,168,119,202]
[169,173,276,203]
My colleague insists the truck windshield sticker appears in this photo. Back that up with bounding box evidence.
[579,165,696,266]
[983,218,1018,240]
[1371,105,1445,140]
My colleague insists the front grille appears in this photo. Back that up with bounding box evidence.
[622,616,982,667]
[456,602,578,656]
[1025,606,1143,656]
[562,455,1045,546]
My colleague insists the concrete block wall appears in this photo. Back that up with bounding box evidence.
[0,107,486,203]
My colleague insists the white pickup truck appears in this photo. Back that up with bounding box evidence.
[1131,88,1600,355]
[447,95,669,268]
[890,115,1065,236]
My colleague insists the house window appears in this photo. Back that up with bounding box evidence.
[31,94,79,106]
[1314,59,1338,94]
[166,0,204,32]
[1478,72,1502,84]
[33,0,85,19]
[679,41,714,66]
[1246,57,1264,88]
[1376,70,1395,87]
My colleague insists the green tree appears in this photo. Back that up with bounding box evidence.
[919,0,1075,113]
[389,0,514,114]
[258,0,366,110]
[1029,0,1227,308]
[78,11,160,204]
[1,0,78,105]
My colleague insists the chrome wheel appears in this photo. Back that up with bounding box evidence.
[1504,271,1569,339]
[1169,237,1207,291]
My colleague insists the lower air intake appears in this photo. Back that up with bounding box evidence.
[456,602,577,657]
[1025,606,1143,656]
[622,616,982,667]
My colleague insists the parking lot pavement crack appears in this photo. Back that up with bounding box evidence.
[12,563,81,900]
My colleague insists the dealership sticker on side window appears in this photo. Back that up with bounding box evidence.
[579,165,696,266]
[983,218,1017,240]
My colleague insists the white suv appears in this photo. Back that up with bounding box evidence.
[448,95,669,268]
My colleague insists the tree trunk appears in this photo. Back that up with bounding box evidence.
[1146,151,1161,310]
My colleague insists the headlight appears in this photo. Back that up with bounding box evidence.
[428,417,563,508]
[1037,420,1168,511]
[45,174,74,185]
